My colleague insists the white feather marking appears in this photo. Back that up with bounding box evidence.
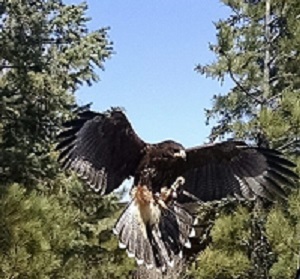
[126,250,135,258]
[189,228,196,238]
[136,258,144,265]
[119,241,126,249]
[146,263,154,269]
[184,239,191,248]
[156,265,167,274]
[168,259,175,267]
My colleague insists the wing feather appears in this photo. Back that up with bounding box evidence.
[180,141,298,202]
[57,107,146,194]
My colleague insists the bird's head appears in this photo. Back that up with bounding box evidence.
[156,140,186,161]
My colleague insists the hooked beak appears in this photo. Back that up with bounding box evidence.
[174,149,186,160]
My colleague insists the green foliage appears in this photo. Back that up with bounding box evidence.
[0,182,77,278]
[0,0,134,278]
[190,205,251,279]
[0,179,134,279]
[211,207,250,252]
[0,0,113,187]
[197,0,300,146]
[193,1,300,278]
[266,189,300,279]
[192,247,250,279]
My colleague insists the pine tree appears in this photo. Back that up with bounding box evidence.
[0,1,135,278]
[192,1,300,278]
[0,177,135,279]
[196,0,300,147]
[265,190,300,279]
[0,0,112,187]
[190,204,252,279]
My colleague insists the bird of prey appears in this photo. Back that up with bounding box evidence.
[56,106,298,272]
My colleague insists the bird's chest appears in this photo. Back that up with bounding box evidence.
[135,167,157,187]
[135,165,174,193]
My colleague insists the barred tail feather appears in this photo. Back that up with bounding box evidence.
[113,200,155,268]
[113,200,196,272]
[133,253,186,279]
[158,202,195,256]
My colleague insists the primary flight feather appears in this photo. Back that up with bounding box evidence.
[57,106,298,271]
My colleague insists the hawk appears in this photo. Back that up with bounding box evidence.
[56,106,298,272]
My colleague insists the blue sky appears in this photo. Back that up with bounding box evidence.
[74,0,232,148]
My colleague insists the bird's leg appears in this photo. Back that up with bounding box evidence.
[152,177,186,210]
[160,176,186,203]
[154,193,169,210]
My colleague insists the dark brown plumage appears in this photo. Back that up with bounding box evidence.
[57,106,298,271]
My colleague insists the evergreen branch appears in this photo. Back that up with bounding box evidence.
[277,138,300,151]
[223,52,264,105]
[264,94,282,111]
[0,64,45,72]
[270,32,283,43]
[269,73,296,83]
[0,65,23,69]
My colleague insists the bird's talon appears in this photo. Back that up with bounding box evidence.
[159,176,186,203]
[176,176,185,185]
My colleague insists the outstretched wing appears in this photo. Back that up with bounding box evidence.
[181,141,298,202]
[56,107,146,195]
